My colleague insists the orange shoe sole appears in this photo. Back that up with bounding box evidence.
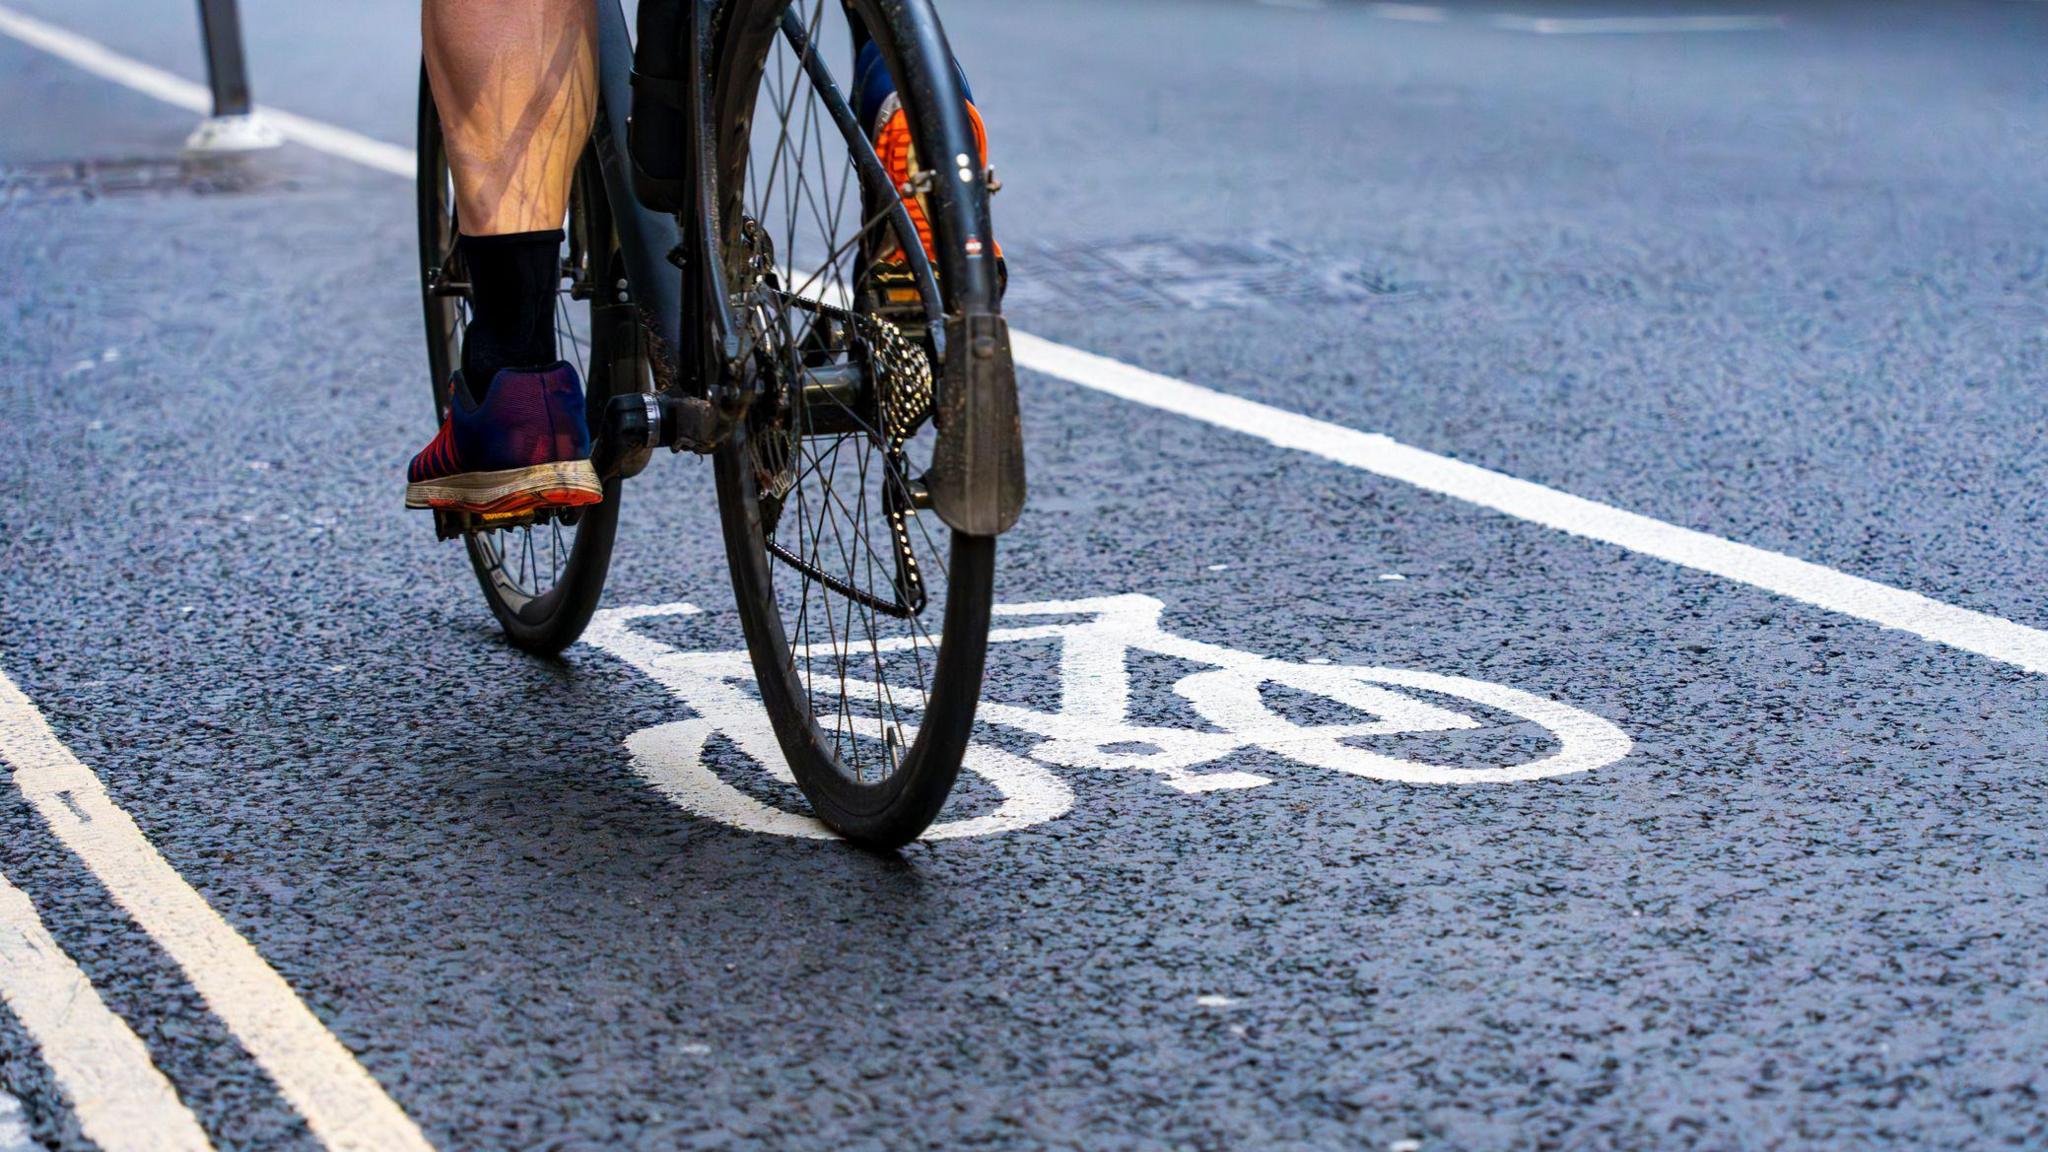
[873,103,1002,265]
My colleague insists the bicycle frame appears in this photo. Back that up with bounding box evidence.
[588,0,901,468]
[585,0,1024,536]
[592,0,681,386]
[584,0,726,471]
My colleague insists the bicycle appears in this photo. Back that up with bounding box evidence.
[415,0,1026,847]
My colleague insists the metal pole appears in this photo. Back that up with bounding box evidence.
[184,0,280,152]
[195,0,252,117]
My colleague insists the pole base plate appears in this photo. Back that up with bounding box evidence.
[183,113,283,154]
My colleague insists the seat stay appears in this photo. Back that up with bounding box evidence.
[592,0,683,385]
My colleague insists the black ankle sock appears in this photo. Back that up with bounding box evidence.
[458,229,563,402]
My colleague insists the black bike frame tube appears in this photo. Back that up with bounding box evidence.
[686,0,745,387]
[861,0,998,311]
[593,0,683,374]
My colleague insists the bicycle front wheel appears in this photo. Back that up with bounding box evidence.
[704,0,1004,848]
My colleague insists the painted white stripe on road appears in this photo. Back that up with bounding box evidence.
[0,1093,28,1152]
[1009,333,2048,676]
[1369,4,1449,23]
[252,104,414,178]
[0,672,434,1152]
[0,873,213,1151]
[0,4,412,177]
[4,1,2043,682]
[1493,13,1785,34]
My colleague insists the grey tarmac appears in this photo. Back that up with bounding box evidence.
[2,1,2046,1149]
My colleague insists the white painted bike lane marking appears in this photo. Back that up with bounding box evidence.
[1009,334,2048,676]
[0,1091,31,1152]
[5,2,2043,678]
[0,872,213,1152]
[0,5,412,178]
[1492,14,1785,35]
[585,604,1076,841]
[586,595,1633,840]
[0,672,434,1152]
[1368,4,1449,24]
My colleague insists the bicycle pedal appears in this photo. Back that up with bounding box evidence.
[475,505,578,530]
[870,265,924,311]
[868,254,1007,331]
[432,509,468,541]
[430,505,576,539]
[868,266,928,337]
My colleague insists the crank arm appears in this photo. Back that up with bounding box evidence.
[592,391,733,477]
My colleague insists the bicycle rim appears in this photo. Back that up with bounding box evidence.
[707,0,996,847]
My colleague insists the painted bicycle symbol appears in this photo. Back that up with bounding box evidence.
[583,594,1632,840]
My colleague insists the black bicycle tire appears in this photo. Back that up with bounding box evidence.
[415,65,629,656]
[705,0,1000,848]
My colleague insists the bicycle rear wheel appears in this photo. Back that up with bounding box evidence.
[705,0,1003,847]
[416,67,645,655]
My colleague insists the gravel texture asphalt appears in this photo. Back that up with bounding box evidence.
[2,1,2046,1149]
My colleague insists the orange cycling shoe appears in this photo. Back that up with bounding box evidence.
[870,99,1002,268]
[855,38,1002,288]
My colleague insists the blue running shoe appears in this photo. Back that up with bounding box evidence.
[405,363,602,515]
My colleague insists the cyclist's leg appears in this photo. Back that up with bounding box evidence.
[407,0,603,516]
[422,0,595,394]
[423,0,592,232]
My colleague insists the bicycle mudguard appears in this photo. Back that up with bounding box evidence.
[927,311,1026,536]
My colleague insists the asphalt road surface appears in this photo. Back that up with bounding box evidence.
[4,1,2048,1149]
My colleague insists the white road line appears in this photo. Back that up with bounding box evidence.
[1009,333,2048,676]
[0,5,412,177]
[0,872,213,1152]
[0,1093,26,1152]
[0,1097,29,1152]
[1368,4,1448,23]
[0,672,435,1152]
[3,2,2044,682]
[1493,13,1785,35]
